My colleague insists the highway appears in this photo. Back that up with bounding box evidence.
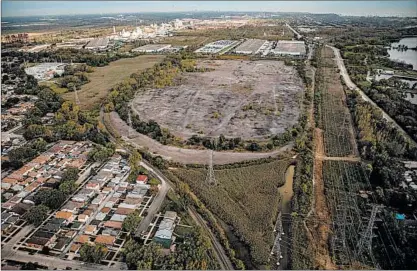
[328,45,417,146]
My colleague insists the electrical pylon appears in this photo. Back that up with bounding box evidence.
[206,138,217,185]
[128,110,134,138]
[355,205,380,260]
[74,86,80,105]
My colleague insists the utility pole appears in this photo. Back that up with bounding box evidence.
[206,138,217,186]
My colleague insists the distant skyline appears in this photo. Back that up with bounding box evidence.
[2,1,417,18]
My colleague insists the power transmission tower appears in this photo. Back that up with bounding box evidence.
[206,138,217,186]
[355,205,380,261]
[74,86,80,105]
[128,110,134,138]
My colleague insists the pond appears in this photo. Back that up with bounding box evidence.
[388,37,417,70]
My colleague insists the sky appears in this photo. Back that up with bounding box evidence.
[2,1,417,18]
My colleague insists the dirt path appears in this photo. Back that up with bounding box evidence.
[110,112,293,165]
[311,128,337,270]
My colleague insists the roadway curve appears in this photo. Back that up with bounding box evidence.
[328,45,417,146]
[110,112,293,165]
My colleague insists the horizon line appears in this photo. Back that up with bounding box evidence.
[2,10,416,19]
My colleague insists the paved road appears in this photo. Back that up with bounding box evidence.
[328,45,417,146]
[134,161,171,236]
[111,112,293,165]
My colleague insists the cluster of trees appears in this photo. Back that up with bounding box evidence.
[2,48,138,67]
[80,243,107,263]
[87,143,115,162]
[123,228,216,270]
[122,210,142,232]
[3,138,48,170]
[56,63,94,91]
[24,101,111,146]
[162,170,245,269]
[25,167,80,226]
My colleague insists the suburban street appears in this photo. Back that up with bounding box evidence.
[328,45,417,146]
[134,161,171,235]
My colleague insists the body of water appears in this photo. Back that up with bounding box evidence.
[388,37,417,70]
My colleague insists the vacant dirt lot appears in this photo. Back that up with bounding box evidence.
[63,55,164,109]
[110,111,293,165]
[131,60,304,140]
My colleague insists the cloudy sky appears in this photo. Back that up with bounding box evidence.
[2,1,417,17]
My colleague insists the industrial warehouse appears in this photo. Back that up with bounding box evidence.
[84,37,110,51]
[234,39,268,55]
[132,44,172,53]
[195,40,240,54]
[270,40,306,57]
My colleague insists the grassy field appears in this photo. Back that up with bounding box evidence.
[62,55,165,109]
[39,81,69,94]
[168,159,292,266]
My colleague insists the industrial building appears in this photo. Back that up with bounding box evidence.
[131,44,172,53]
[195,40,240,54]
[24,63,67,81]
[270,40,306,57]
[234,39,269,55]
[85,37,110,51]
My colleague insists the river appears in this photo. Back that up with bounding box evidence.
[388,37,417,70]
[275,165,295,270]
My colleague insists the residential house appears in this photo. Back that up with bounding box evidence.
[103,220,123,230]
[85,225,97,235]
[76,234,91,244]
[136,175,148,184]
[78,214,89,223]
[115,207,135,215]
[95,235,115,246]
[61,201,83,213]
[110,214,126,222]
[55,211,76,224]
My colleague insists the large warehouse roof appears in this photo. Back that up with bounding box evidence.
[234,39,268,54]
[132,44,171,52]
[85,37,109,49]
[271,40,306,55]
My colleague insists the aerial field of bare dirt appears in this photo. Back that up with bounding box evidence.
[131,60,304,140]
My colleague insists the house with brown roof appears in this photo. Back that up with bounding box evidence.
[78,214,89,223]
[55,211,76,223]
[103,221,123,230]
[100,207,111,214]
[70,243,81,253]
[76,234,91,244]
[85,225,98,235]
[95,235,115,246]
[115,207,135,215]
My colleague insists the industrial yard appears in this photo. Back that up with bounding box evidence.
[131,59,304,140]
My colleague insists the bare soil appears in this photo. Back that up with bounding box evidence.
[110,111,293,165]
[131,60,304,140]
